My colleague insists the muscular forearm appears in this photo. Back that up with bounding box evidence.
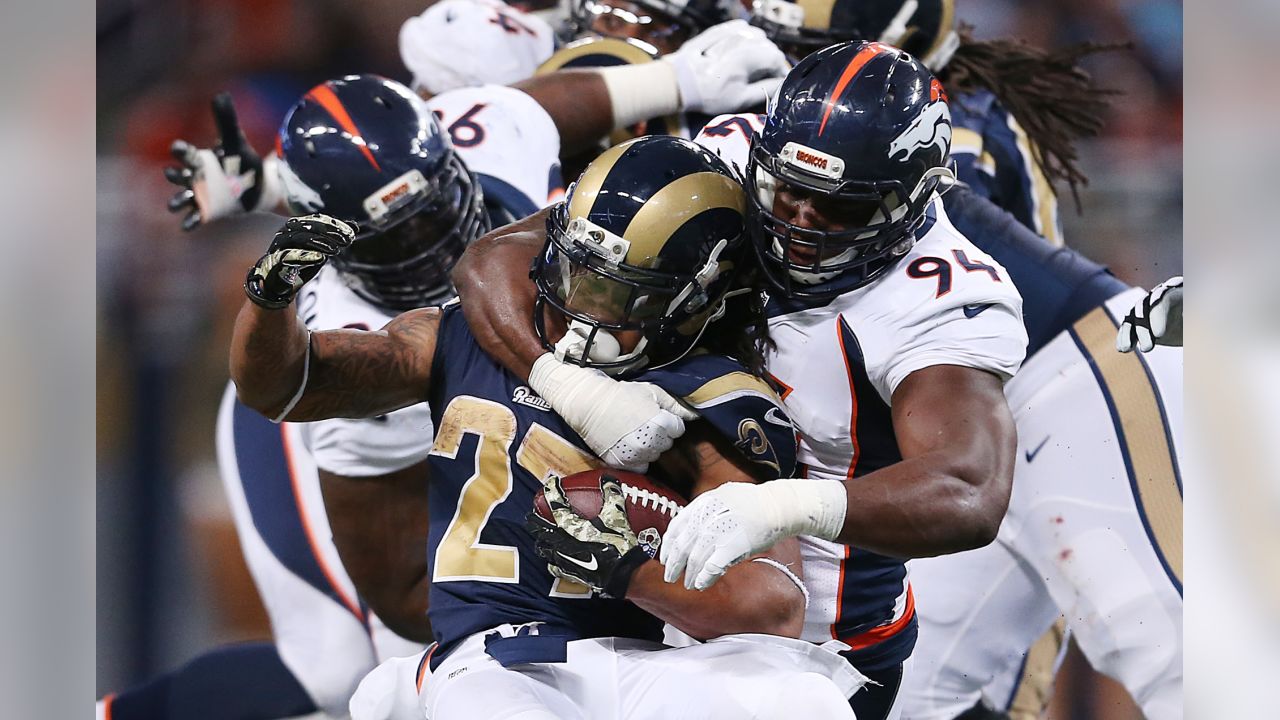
[230,300,310,419]
[320,465,433,643]
[451,212,548,379]
[627,551,805,640]
[836,451,1014,557]
[231,303,440,422]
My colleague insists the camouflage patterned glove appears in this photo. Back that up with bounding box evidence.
[526,473,650,598]
[245,214,355,309]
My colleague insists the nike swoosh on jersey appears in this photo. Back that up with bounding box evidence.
[1025,436,1050,463]
[963,303,995,318]
[558,552,599,572]
[764,407,792,427]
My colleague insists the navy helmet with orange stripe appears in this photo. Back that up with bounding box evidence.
[747,41,955,300]
[276,74,487,310]
[752,0,959,68]
[533,135,748,374]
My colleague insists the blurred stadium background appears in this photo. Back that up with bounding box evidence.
[95,0,1182,716]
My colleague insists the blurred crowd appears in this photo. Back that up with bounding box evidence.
[96,1,1183,717]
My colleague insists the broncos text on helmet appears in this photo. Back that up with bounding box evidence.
[276,74,488,310]
[568,0,741,55]
[532,135,749,374]
[747,41,955,300]
[752,0,960,68]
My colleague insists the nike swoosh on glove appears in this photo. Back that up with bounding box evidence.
[526,473,650,598]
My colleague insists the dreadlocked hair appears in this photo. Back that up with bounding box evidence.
[943,25,1129,206]
[695,268,775,378]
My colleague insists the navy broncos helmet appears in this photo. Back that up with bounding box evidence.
[752,0,960,68]
[747,41,955,300]
[276,74,487,310]
[533,135,748,374]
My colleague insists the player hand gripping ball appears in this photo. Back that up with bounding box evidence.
[245,214,355,309]
[165,92,281,231]
[661,479,847,591]
[1116,276,1183,353]
[526,473,651,598]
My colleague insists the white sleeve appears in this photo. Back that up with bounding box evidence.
[400,0,554,96]
[860,217,1028,402]
[693,113,764,183]
[303,404,436,477]
[428,85,561,209]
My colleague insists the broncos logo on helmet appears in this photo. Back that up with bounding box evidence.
[532,135,748,374]
[746,41,955,300]
[276,74,488,310]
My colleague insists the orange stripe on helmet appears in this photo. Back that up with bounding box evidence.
[930,77,948,103]
[818,43,892,137]
[306,83,382,172]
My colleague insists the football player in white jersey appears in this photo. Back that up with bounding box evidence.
[102,24,789,718]
[668,51,1185,720]
[446,42,1030,720]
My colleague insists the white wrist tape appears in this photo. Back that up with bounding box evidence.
[751,557,810,608]
[760,479,848,542]
[597,61,682,130]
[271,331,311,423]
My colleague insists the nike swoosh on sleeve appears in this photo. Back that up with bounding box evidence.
[963,303,995,318]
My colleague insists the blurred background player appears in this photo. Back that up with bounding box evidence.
[229,137,861,720]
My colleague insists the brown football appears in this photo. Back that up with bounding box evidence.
[532,468,685,556]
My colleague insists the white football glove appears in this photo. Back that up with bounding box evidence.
[662,19,791,115]
[1116,276,1183,353]
[528,353,698,473]
[165,93,282,231]
[660,479,847,591]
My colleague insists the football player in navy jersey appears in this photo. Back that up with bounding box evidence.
[750,0,1120,246]
[102,35,790,719]
[231,136,862,720]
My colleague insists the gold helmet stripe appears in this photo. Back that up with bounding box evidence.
[566,141,633,220]
[535,37,656,76]
[923,0,956,61]
[797,0,838,31]
[621,171,746,265]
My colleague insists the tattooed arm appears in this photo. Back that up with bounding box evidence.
[230,301,441,422]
